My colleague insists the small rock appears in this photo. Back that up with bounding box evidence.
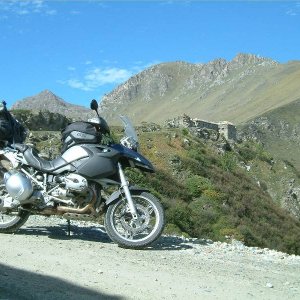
[266,283,273,288]
[183,138,190,146]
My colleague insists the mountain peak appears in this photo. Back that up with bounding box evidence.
[12,90,66,109]
[39,89,57,97]
[11,90,93,121]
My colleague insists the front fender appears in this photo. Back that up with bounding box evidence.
[105,186,149,206]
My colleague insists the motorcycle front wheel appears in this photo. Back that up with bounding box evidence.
[104,191,165,249]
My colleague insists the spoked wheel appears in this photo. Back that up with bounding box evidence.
[105,191,165,249]
[0,181,30,234]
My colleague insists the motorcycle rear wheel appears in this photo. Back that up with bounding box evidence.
[0,209,30,233]
[104,191,165,249]
[0,174,30,233]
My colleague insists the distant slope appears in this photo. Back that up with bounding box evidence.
[12,90,93,121]
[99,53,300,125]
[240,98,300,169]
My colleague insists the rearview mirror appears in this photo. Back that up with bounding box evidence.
[90,99,98,111]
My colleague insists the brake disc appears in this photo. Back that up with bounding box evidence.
[119,204,150,234]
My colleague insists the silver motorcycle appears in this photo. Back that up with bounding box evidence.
[0,100,165,249]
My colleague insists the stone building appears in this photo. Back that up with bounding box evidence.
[166,114,237,141]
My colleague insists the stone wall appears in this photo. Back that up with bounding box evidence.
[166,114,237,141]
[218,121,237,140]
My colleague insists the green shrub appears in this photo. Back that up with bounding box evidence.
[238,142,257,161]
[220,152,237,172]
[186,175,214,197]
[218,228,244,242]
[256,144,273,164]
[166,203,194,234]
[164,223,187,236]
[182,128,189,136]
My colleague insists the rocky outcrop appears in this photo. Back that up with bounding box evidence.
[284,182,300,218]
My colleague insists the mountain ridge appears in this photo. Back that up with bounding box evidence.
[10,53,300,126]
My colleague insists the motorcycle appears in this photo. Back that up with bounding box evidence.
[0,99,165,249]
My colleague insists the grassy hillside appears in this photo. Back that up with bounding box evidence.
[32,127,300,255]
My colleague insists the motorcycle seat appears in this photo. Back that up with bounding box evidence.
[23,146,68,173]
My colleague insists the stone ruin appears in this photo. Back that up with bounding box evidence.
[166,114,237,141]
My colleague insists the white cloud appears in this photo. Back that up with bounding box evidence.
[286,2,300,16]
[63,60,161,92]
[86,68,132,84]
[65,67,133,92]
[0,0,56,16]
[67,79,90,91]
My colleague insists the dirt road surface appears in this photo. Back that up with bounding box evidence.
[0,216,299,300]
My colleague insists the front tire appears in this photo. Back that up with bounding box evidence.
[104,192,165,249]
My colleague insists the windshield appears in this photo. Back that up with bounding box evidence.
[119,115,138,142]
[119,115,139,150]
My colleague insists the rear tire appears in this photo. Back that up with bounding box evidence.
[0,209,30,233]
[0,161,30,233]
[105,192,165,249]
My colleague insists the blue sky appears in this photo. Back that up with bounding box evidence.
[1,0,300,108]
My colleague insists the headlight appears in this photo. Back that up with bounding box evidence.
[120,137,139,151]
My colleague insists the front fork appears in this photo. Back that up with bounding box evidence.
[117,163,138,219]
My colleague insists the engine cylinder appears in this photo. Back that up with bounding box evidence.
[4,171,33,203]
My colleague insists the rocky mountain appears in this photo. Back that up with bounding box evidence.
[12,90,93,121]
[99,53,300,125]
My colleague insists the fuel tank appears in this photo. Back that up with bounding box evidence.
[62,144,120,179]
[61,145,90,162]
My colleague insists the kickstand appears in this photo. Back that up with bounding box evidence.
[67,219,71,236]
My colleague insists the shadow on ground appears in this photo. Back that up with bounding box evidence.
[18,222,112,244]
[17,217,210,251]
[18,226,209,251]
[0,263,123,300]
[152,235,210,250]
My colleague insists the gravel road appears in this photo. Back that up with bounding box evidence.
[0,215,299,300]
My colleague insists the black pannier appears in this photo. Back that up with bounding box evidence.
[0,100,26,146]
[61,121,103,152]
